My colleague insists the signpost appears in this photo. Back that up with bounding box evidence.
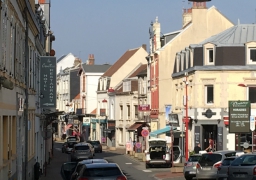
[250,115,255,152]
[228,101,250,133]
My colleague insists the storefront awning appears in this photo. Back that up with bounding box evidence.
[127,122,144,131]
[150,125,177,137]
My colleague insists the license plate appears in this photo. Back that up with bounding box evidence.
[202,167,211,170]
[189,171,196,174]
[79,152,87,154]
[235,174,246,178]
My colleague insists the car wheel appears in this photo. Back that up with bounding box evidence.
[146,164,150,169]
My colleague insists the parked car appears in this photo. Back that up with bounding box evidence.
[70,159,108,180]
[145,138,171,168]
[70,142,95,162]
[183,154,202,180]
[172,145,182,164]
[228,154,256,180]
[87,140,102,153]
[62,136,78,154]
[76,163,127,180]
[216,156,237,180]
[60,162,77,180]
[196,150,238,180]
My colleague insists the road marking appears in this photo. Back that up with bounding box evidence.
[143,170,152,172]
[125,163,132,164]
[55,148,62,151]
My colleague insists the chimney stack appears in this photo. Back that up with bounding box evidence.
[87,54,95,65]
[142,44,147,51]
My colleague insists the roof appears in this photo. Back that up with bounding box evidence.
[128,64,147,78]
[78,159,108,165]
[84,163,118,168]
[102,48,139,77]
[193,24,256,47]
[74,93,80,100]
[81,64,112,73]
[90,108,97,115]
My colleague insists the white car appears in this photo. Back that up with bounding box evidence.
[145,138,171,168]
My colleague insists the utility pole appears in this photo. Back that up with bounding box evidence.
[24,7,29,180]
[185,73,189,161]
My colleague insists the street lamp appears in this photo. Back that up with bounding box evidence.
[184,72,189,161]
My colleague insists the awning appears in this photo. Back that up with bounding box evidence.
[150,125,177,137]
[127,122,144,131]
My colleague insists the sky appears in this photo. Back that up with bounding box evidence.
[50,0,256,64]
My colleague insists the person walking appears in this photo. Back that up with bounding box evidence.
[194,143,202,154]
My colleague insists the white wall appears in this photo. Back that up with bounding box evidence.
[57,53,75,74]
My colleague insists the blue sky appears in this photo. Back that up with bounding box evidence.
[51,0,256,64]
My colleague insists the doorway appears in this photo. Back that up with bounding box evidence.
[202,125,217,151]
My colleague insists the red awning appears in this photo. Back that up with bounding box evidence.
[127,122,144,131]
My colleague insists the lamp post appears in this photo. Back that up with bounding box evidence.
[184,73,189,161]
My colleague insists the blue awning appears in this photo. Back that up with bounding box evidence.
[150,125,177,137]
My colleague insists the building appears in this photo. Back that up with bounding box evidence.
[56,53,76,74]
[95,45,148,146]
[114,64,147,149]
[172,23,256,152]
[148,2,234,154]
[0,0,54,179]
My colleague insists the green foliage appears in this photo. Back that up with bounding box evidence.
[189,151,195,156]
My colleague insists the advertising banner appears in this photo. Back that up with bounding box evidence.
[40,56,56,108]
[229,101,250,133]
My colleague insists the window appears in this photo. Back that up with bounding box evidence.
[250,48,256,62]
[127,105,130,119]
[205,85,214,104]
[123,81,131,92]
[119,129,123,143]
[207,48,214,64]
[134,105,138,118]
[120,105,123,119]
[248,87,256,103]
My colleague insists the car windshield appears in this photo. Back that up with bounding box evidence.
[82,167,122,177]
[231,155,256,166]
[222,158,236,166]
[199,154,222,166]
[75,146,89,150]
[188,156,201,162]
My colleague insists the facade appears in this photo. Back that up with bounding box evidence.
[95,45,148,146]
[76,54,111,141]
[115,64,147,149]
[172,23,256,152]
[148,2,234,149]
[0,0,54,180]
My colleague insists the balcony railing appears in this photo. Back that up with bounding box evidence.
[76,108,86,115]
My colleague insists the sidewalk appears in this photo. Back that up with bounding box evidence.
[40,142,67,180]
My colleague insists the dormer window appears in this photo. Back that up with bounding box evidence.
[204,43,215,65]
[245,42,256,64]
[123,81,131,92]
[207,48,214,64]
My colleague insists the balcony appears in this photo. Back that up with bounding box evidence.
[76,108,86,115]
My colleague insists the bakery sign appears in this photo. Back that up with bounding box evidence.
[40,56,56,108]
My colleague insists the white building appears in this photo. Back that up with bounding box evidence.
[57,53,76,74]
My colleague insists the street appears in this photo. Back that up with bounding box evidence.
[40,142,185,180]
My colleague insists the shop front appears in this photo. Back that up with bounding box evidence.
[106,120,116,147]
[91,118,107,144]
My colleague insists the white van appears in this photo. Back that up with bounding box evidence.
[145,138,171,168]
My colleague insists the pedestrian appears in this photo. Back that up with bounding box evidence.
[205,138,214,152]
[194,143,202,154]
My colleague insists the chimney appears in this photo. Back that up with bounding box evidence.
[182,8,192,28]
[74,57,81,67]
[142,44,147,51]
[192,2,207,9]
[87,54,95,65]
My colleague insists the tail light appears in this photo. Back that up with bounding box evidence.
[196,163,201,169]
[218,167,221,171]
[79,178,89,180]
[253,167,256,175]
[116,176,127,180]
[214,162,222,169]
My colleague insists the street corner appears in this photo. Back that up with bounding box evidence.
[153,171,183,180]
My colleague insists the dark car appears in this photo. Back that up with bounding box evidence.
[76,163,127,180]
[87,140,102,153]
[216,156,237,180]
[70,159,108,180]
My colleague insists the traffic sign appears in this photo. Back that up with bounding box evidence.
[135,142,142,149]
[141,129,149,137]
[250,115,255,131]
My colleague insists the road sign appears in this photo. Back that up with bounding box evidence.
[250,115,255,131]
[135,142,142,149]
[141,129,149,137]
